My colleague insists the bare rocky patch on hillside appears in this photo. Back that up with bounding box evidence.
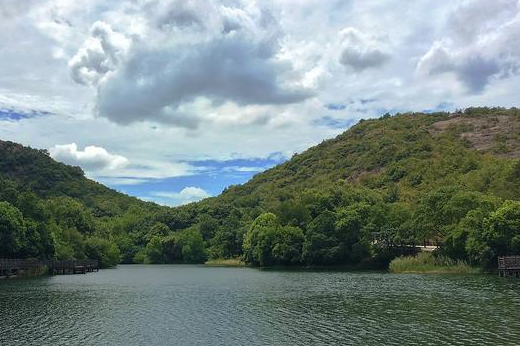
[431,112,520,158]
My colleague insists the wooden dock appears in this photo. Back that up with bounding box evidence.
[498,256,520,277]
[0,259,99,278]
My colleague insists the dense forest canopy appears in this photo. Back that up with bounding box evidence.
[1,107,520,269]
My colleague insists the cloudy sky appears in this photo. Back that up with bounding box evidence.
[1,0,519,206]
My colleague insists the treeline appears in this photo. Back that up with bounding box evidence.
[0,174,209,267]
[1,107,520,269]
[0,180,119,267]
[242,184,520,268]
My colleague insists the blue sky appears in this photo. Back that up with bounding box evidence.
[1,0,519,205]
[107,156,287,205]
[0,109,51,121]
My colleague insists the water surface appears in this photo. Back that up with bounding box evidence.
[1,265,519,345]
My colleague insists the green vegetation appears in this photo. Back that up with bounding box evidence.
[0,140,201,267]
[204,258,244,267]
[389,252,480,274]
[1,107,520,271]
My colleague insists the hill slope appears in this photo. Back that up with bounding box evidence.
[174,107,520,267]
[1,107,520,269]
[0,140,158,217]
[215,107,520,204]
[0,140,165,266]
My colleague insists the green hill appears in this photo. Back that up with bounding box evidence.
[0,140,164,266]
[0,140,158,216]
[174,107,520,268]
[1,107,520,269]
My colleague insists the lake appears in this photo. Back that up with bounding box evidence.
[1,265,519,345]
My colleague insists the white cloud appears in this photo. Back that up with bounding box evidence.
[68,21,130,86]
[338,27,391,72]
[49,142,197,186]
[152,0,205,29]
[224,166,266,173]
[68,1,314,127]
[416,39,500,93]
[97,177,149,186]
[3,0,520,206]
[50,143,128,170]
[446,0,518,41]
[106,160,195,180]
[149,187,211,206]
[417,1,520,93]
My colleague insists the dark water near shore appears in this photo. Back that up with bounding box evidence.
[1,265,520,346]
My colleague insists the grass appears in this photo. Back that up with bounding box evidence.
[389,252,481,274]
[204,258,245,267]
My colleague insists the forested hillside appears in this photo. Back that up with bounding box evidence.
[176,107,520,268]
[0,140,166,267]
[1,107,520,269]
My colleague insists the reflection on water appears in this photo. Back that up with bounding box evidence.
[1,265,519,346]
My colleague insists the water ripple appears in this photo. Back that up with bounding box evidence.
[1,266,520,345]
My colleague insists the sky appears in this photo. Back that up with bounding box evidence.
[1,0,519,206]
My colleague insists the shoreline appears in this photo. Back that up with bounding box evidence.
[389,252,482,275]
[204,258,245,267]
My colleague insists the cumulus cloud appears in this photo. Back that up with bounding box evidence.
[446,0,519,41]
[50,142,197,185]
[69,2,313,127]
[338,27,391,72]
[49,143,129,171]
[151,0,205,29]
[150,187,211,206]
[68,21,130,86]
[108,160,195,180]
[417,1,520,93]
[417,40,500,93]
[7,0,520,206]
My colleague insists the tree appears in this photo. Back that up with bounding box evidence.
[0,202,25,257]
[380,203,415,247]
[243,213,305,266]
[243,213,280,266]
[196,214,219,240]
[467,200,520,267]
[162,233,182,263]
[21,220,55,259]
[132,248,147,264]
[0,178,19,205]
[114,233,139,264]
[334,203,372,263]
[415,188,500,241]
[444,208,488,261]
[209,227,238,259]
[143,222,170,243]
[53,226,85,260]
[414,187,460,240]
[144,236,165,264]
[303,210,339,264]
[46,197,96,234]
[16,191,46,222]
[178,228,206,263]
[84,236,121,268]
[276,201,311,228]
[272,226,304,264]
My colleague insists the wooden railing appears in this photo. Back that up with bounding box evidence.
[498,256,520,277]
[0,259,99,276]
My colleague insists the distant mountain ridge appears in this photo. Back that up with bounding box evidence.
[0,139,158,217]
[200,107,520,206]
